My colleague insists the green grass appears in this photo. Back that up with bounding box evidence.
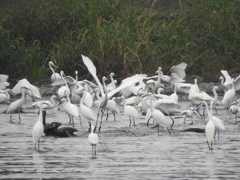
[0,0,239,84]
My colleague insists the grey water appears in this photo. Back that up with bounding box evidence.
[0,96,240,179]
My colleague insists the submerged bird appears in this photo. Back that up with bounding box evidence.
[40,109,78,137]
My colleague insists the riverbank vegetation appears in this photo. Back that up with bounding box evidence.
[0,0,239,85]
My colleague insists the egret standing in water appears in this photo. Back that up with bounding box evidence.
[88,125,99,159]
[32,102,47,149]
[7,86,30,122]
[202,101,215,151]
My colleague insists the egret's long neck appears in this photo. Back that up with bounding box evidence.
[212,87,218,102]
[61,71,71,102]
[204,101,212,121]
[150,93,154,113]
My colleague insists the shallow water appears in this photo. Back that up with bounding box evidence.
[1,96,240,179]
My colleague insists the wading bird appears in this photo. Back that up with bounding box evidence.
[88,125,99,159]
[32,102,48,149]
[202,101,215,151]
[7,86,30,122]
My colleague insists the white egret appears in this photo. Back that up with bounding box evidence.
[0,89,12,103]
[32,102,47,149]
[121,96,139,127]
[49,61,61,83]
[6,86,30,122]
[59,98,81,127]
[107,72,117,92]
[57,71,71,99]
[0,74,10,90]
[219,70,233,92]
[181,107,196,124]
[88,125,99,159]
[202,101,215,151]
[32,95,59,110]
[105,97,120,121]
[11,79,41,101]
[79,91,97,132]
[153,98,181,129]
[147,92,171,135]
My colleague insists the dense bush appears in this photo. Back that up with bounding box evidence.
[0,0,239,85]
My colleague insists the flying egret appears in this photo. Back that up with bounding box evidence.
[219,70,233,93]
[202,101,215,151]
[88,125,99,159]
[11,79,41,101]
[7,86,30,122]
[49,61,61,83]
[32,102,48,149]
[32,95,59,110]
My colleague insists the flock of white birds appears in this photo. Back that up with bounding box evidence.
[1,54,240,158]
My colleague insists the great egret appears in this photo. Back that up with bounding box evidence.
[0,89,12,103]
[107,72,117,92]
[49,61,61,83]
[59,98,81,127]
[88,125,99,159]
[153,98,181,129]
[220,70,233,92]
[7,86,30,122]
[11,79,41,101]
[121,96,139,127]
[32,102,47,149]
[105,98,120,121]
[0,74,10,90]
[57,71,71,99]
[229,101,240,122]
[79,91,97,132]
[32,95,59,110]
[202,101,215,151]
[181,107,196,124]
[147,92,171,135]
